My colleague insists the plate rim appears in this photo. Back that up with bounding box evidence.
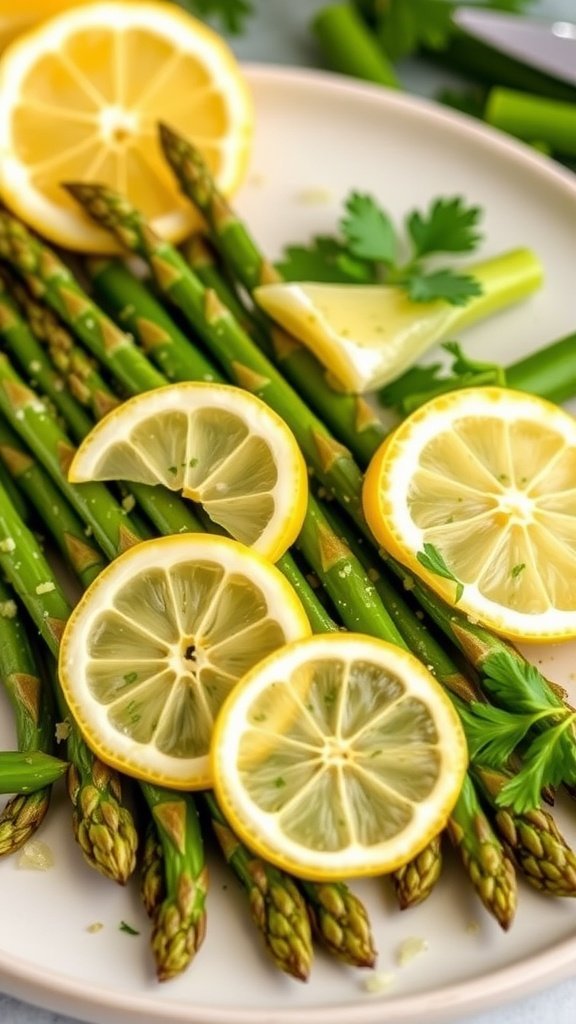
[2,61,576,1024]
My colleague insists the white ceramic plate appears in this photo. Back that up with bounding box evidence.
[1,65,576,1024]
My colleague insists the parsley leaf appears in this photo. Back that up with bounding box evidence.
[380,341,506,414]
[119,921,140,935]
[340,192,397,264]
[277,236,374,284]
[457,701,539,767]
[416,542,463,602]
[481,650,565,715]
[407,197,482,257]
[405,269,483,305]
[497,717,576,812]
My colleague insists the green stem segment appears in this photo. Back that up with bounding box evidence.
[0,752,68,793]
[140,783,208,982]
[485,88,576,157]
[312,3,400,88]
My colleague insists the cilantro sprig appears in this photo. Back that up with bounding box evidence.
[380,341,507,414]
[278,192,484,306]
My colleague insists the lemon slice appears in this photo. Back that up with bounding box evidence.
[68,382,308,563]
[0,1,252,251]
[363,386,576,641]
[211,633,467,880]
[59,533,311,788]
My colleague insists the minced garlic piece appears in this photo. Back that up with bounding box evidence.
[17,840,55,871]
[396,937,429,966]
[35,581,56,595]
[55,720,71,743]
[363,971,395,994]
[0,600,17,619]
[0,537,15,553]
[86,922,104,933]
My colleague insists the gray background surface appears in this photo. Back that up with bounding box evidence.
[1,1,576,1022]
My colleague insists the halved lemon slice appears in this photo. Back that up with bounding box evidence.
[59,533,311,789]
[363,387,576,641]
[212,633,467,880]
[68,382,308,563]
[0,1,252,251]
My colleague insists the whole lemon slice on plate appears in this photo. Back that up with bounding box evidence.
[58,533,311,789]
[363,386,576,641]
[68,381,308,563]
[0,0,252,251]
[211,633,467,880]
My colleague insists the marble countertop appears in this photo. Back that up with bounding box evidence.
[1,1,575,1022]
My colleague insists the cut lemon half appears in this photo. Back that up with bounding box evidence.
[68,382,308,563]
[0,1,252,251]
[363,387,576,641]
[211,633,467,880]
[58,533,311,789]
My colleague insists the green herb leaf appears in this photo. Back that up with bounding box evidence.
[405,269,482,305]
[407,197,483,257]
[416,542,463,601]
[497,717,576,812]
[457,701,539,767]
[481,650,565,715]
[277,236,373,284]
[119,920,140,935]
[340,192,397,264]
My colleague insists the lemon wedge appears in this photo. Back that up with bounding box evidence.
[58,533,311,789]
[254,250,543,394]
[0,1,252,251]
[363,386,576,641]
[211,633,467,880]
[68,382,308,563]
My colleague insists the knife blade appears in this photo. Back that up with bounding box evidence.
[453,8,576,87]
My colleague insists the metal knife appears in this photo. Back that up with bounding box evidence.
[452,7,576,86]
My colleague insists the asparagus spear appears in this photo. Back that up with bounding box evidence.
[0,751,68,793]
[389,834,443,910]
[0,578,57,855]
[0,272,94,441]
[60,186,368,532]
[474,766,576,898]
[0,420,105,588]
[299,880,376,967]
[140,783,208,982]
[0,485,138,883]
[203,792,314,980]
[448,774,516,930]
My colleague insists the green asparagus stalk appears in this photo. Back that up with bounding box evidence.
[0,751,68,793]
[140,783,208,982]
[473,766,576,898]
[299,879,376,967]
[203,791,313,980]
[61,186,368,531]
[157,125,388,466]
[447,774,516,930]
[140,820,166,918]
[312,3,400,87]
[0,354,141,558]
[0,578,56,854]
[0,420,105,588]
[389,834,443,910]
[182,235,256,332]
[86,257,220,385]
[7,278,121,429]
[0,273,94,441]
[0,485,138,882]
